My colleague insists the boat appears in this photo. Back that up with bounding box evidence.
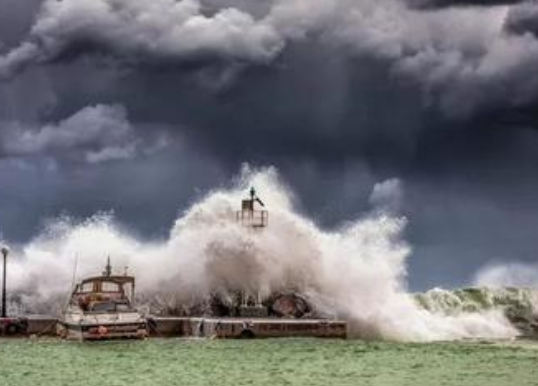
[57,259,148,340]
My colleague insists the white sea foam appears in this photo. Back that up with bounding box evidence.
[5,166,518,341]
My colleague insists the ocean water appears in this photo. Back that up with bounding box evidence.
[0,338,537,386]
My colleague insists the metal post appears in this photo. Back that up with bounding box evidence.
[1,247,8,318]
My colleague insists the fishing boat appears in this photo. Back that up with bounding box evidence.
[57,259,148,340]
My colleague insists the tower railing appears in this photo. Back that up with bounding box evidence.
[236,210,268,228]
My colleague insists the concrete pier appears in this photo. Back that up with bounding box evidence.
[148,317,347,339]
[147,317,196,337]
[27,316,58,336]
[7,316,347,339]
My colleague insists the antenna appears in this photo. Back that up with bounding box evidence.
[63,254,79,311]
[103,256,112,277]
[70,255,78,291]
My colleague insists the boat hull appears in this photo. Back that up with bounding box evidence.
[58,321,148,341]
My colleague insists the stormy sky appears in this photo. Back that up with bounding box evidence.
[1,0,538,290]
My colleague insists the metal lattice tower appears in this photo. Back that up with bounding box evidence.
[236,187,268,229]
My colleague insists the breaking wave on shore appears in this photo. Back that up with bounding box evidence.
[4,167,527,341]
[415,287,538,335]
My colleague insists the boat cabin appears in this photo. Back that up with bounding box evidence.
[71,275,136,313]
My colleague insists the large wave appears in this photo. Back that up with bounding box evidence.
[415,287,538,336]
[5,167,520,341]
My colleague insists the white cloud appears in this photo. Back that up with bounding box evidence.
[0,104,157,164]
[369,178,404,213]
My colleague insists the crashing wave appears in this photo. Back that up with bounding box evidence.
[2,166,526,341]
[415,287,538,336]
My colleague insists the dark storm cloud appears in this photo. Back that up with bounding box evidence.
[1,0,538,290]
[0,144,231,244]
[505,1,538,36]
[0,0,43,46]
[0,0,284,79]
[3,0,538,118]
[407,0,524,9]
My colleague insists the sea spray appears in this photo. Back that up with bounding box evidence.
[475,262,538,288]
[415,287,538,336]
[5,167,518,340]
[416,287,538,316]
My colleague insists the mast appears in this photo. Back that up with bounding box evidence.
[103,256,112,277]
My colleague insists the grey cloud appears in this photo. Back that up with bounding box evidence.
[326,2,538,116]
[0,42,41,79]
[393,32,538,116]
[505,1,538,36]
[265,0,538,116]
[3,0,538,117]
[0,0,44,47]
[0,0,284,79]
[407,0,524,9]
[0,104,164,164]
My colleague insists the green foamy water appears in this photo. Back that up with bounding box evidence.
[1,339,537,386]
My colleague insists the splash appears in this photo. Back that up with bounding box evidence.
[474,262,538,289]
[416,287,538,316]
[416,287,538,336]
[5,167,518,341]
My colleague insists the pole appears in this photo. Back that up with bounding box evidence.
[1,248,7,318]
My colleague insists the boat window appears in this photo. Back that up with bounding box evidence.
[80,282,94,293]
[102,281,120,292]
[116,303,132,312]
[88,301,132,313]
[90,302,116,313]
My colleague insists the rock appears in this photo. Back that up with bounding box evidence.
[268,293,310,318]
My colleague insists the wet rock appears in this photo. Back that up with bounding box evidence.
[268,293,311,318]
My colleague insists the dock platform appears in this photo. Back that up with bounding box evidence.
[8,316,347,339]
[149,317,347,339]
